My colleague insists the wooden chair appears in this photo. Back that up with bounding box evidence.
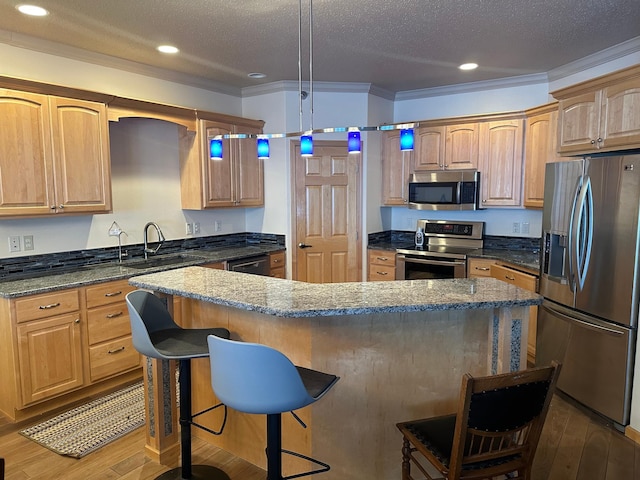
[396,361,561,480]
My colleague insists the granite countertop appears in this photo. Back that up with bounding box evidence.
[129,266,542,318]
[0,245,284,298]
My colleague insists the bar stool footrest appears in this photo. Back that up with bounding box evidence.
[281,449,331,480]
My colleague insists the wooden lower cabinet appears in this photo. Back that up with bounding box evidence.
[368,249,396,281]
[269,251,286,278]
[85,279,140,382]
[0,279,142,421]
[466,257,496,278]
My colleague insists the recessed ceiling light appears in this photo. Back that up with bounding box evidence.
[16,4,49,16]
[248,72,267,79]
[157,45,179,54]
[459,63,478,71]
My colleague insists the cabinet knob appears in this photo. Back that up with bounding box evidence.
[591,139,597,145]
[50,206,56,210]
[75,318,80,324]
[58,205,64,210]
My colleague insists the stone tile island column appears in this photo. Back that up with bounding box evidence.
[130,267,541,480]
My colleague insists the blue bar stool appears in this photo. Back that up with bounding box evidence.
[126,290,231,480]
[207,335,339,480]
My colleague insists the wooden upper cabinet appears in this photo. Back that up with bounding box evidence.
[381,130,412,205]
[553,65,640,154]
[523,104,564,209]
[181,118,264,209]
[413,125,445,170]
[478,118,524,207]
[0,89,111,217]
[444,122,479,170]
[49,96,112,214]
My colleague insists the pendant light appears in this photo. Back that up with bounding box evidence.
[299,0,314,157]
[348,130,361,153]
[257,138,270,159]
[400,128,414,151]
[210,138,223,160]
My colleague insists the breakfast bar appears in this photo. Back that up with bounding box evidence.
[129,266,542,480]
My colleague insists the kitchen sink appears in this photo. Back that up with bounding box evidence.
[125,255,202,270]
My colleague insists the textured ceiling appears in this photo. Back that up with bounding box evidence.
[1,0,640,95]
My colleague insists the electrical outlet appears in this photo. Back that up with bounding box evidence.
[23,235,34,251]
[9,235,20,252]
[185,222,193,235]
[214,220,222,232]
[521,222,530,234]
[512,222,520,234]
[193,222,200,234]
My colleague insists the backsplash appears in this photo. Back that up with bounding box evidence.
[0,233,285,279]
[368,231,540,252]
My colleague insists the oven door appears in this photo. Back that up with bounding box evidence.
[396,254,467,280]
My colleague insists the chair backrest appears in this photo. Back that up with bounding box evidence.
[207,334,317,415]
[448,361,562,478]
[125,290,180,359]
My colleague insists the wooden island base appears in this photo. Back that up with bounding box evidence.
[150,298,528,480]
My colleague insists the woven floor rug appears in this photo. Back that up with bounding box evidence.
[20,382,145,458]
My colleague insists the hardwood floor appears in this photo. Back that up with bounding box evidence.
[1,393,639,479]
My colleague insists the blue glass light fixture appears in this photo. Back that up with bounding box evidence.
[257,138,270,159]
[400,129,414,151]
[301,135,313,156]
[348,131,361,154]
[209,139,223,160]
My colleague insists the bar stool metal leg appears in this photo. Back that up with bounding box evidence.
[155,359,230,480]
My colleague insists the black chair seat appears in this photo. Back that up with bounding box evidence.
[150,327,230,358]
[296,366,338,399]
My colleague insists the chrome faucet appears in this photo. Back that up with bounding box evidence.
[143,222,166,259]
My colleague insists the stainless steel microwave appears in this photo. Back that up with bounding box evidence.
[407,170,480,210]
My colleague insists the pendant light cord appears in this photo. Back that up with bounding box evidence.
[309,0,313,132]
[298,0,303,132]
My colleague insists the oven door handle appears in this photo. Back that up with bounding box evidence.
[398,255,466,267]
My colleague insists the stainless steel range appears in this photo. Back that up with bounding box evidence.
[396,220,484,280]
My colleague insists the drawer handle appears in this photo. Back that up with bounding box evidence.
[376,257,389,261]
[273,259,281,263]
[108,346,125,354]
[475,267,490,271]
[39,302,61,310]
[505,275,516,281]
[106,311,124,319]
[377,271,388,275]
[104,291,123,297]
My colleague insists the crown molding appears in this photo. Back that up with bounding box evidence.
[242,80,395,100]
[0,29,242,97]
[547,36,640,83]
[395,73,549,101]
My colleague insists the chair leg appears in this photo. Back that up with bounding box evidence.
[266,413,283,480]
[154,359,230,480]
[401,437,411,480]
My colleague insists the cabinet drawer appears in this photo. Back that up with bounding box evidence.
[270,267,285,279]
[14,289,80,323]
[87,302,131,345]
[368,265,396,281]
[368,250,396,267]
[270,251,285,269]
[85,280,136,309]
[467,258,496,278]
[490,264,537,291]
[89,335,140,382]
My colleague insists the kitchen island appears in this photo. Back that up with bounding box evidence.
[129,266,541,480]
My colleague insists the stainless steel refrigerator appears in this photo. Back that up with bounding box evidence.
[537,154,640,429]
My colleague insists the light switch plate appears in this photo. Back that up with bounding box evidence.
[23,235,34,250]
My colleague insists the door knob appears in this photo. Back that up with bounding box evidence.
[298,242,312,249]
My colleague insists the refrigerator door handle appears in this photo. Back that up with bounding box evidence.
[574,176,594,290]
[541,303,624,336]
[567,177,582,292]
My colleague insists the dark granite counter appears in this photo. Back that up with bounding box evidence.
[0,245,284,298]
[469,249,540,273]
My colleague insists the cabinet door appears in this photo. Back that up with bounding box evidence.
[49,97,112,214]
[202,121,235,207]
[478,119,524,207]
[557,91,601,154]
[0,89,55,216]
[413,126,445,170]
[381,130,412,205]
[235,125,264,206]
[444,123,478,170]
[523,108,563,208]
[17,313,84,406]
[600,78,640,150]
